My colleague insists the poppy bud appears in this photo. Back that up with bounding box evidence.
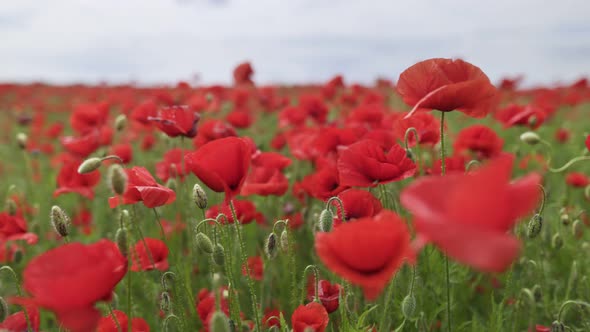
[213,243,226,266]
[4,198,17,216]
[192,183,208,209]
[119,209,131,227]
[585,185,590,200]
[264,232,278,259]
[551,320,565,332]
[50,205,70,237]
[401,294,416,319]
[572,219,583,238]
[115,227,128,257]
[16,132,27,149]
[520,131,541,145]
[527,214,543,238]
[520,288,535,306]
[582,242,590,251]
[560,213,570,226]
[209,311,230,332]
[160,291,172,313]
[196,232,214,254]
[551,233,563,250]
[108,164,128,195]
[115,114,127,132]
[318,209,334,232]
[280,230,289,252]
[13,248,23,264]
[0,296,7,322]
[78,157,102,174]
[532,284,542,302]
[165,178,178,192]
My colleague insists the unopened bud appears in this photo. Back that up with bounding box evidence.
[280,230,289,252]
[16,133,27,149]
[520,131,541,145]
[572,219,583,238]
[119,209,131,227]
[115,114,127,132]
[160,291,171,313]
[196,232,214,254]
[108,164,128,195]
[264,232,278,259]
[0,297,8,322]
[50,205,70,237]
[532,284,542,302]
[560,213,570,226]
[78,157,102,174]
[192,184,208,209]
[4,198,17,216]
[551,320,565,332]
[401,294,416,319]
[165,178,177,192]
[520,288,535,306]
[318,209,334,232]
[551,233,563,250]
[585,185,590,200]
[209,311,230,332]
[213,243,225,266]
[527,214,543,238]
[12,248,23,264]
[115,227,128,257]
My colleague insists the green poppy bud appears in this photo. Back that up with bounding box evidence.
[160,291,172,313]
[192,183,208,209]
[4,198,17,216]
[165,178,178,192]
[209,311,230,332]
[264,232,278,259]
[520,131,541,145]
[50,205,70,237]
[572,219,583,238]
[16,133,27,150]
[115,227,128,257]
[401,293,416,319]
[196,232,214,254]
[551,320,565,332]
[115,114,127,132]
[527,214,543,238]
[213,243,226,266]
[551,233,563,250]
[108,164,128,195]
[318,209,334,232]
[280,229,289,252]
[560,213,570,226]
[78,157,102,174]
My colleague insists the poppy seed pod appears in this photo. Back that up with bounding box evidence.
[50,205,70,237]
[318,209,334,232]
[209,311,230,332]
[196,232,214,254]
[551,233,563,250]
[551,320,565,332]
[264,232,278,259]
[77,157,103,174]
[4,198,17,216]
[108,164,128,196]
[527,214,543,238]
[115,114,127,131]
[280,229,289,252]
[401,293,416,319]
[160,291,171,313]
[520,131,541,145]
[212,243,225,266]
[115,227,128,257]
[16,132,27,149]
[192,183,208,209]
[0,296,8,322]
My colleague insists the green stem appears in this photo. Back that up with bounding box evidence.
[152,208,167,243]
[549,156,590,173]
[301,265,320,303]
[558,300,590,321]
[440,111,452,332]
[0,266,33,331]
[107,304,122,332]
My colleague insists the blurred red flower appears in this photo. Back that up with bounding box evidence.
[131,238,169,272]
[242,255,264,281]
[96,310,150,332]
[53,157,101,199]
[453,125,504,160]
[108,166,176,209]
[291,302,329,332]
[565,172,589,188]
[333,189,382,227]
[148,105,200,138]
[306,279,343,313]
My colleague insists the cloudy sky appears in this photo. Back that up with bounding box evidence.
[1,0,589,86]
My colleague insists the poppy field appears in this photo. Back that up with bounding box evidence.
[1,58,590,332]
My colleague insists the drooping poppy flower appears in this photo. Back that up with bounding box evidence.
[148,105,200,138]
[131,238,169,272]
[241,256,264,281]
[337,139,416,187]
[96,310,150,332]
[332,189,382,227]
[108,167,176,209]
[16,240,127,332]
[205,199,265,225]
[565,172,589,188]
[291,302,329,332]
[155,148,190,183]
[53,157,101,199]
[397,58,498,118]
[453,125,504,160]
[0,306,40,332]
[400,154,540,272]
[315,210,413,300]
[306,279,343,314]
[185,136,252,201]
[0,212,38,244]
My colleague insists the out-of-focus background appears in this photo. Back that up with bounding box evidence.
[1,0,588,86]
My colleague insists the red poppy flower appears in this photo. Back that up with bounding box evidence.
[148,105,200,138]
[333,189,382,227]
[0,306,40,332]
[453,125,504,160]
[110,143,133,164]
[494,104,546,129]
[17,240,127,332]
[565,172,589,188]
[337,139,416,187]
[586,134,590,152]
[196,288,230,324]
[299,159,349,200]
[241,256,264,281]
[54,157,101,199]
[315,210,413,300]
[0,212,38,244]
[227,109,254,128]
[192,119,237,148]
[279,105,308,128]
[70,102,110,135]
[185,137,252,201]
[429,155,467,175]
[96,310,150,332]
[299,95,329,124]
[291,302,329,332]
[233,62,254,85]
[60,130,101,158]
[554,128,570,143]
[241,166,289,196]
[307,279,343,313]
[400,154,540,272]
[397,58,498,118]
[72,206,93,235]
[263,308,282,328]
[108,167,176,209]
[393,112,440,147]
[131,238,169,272]
[155,148,190,182]
[206,199,265,225]
[252,151,292,170]
[130,100,157,125]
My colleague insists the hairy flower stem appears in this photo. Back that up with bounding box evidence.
[440,111,452,332]
[0,266,33,331]
[107,304,122,332]
[230,200,262,331]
